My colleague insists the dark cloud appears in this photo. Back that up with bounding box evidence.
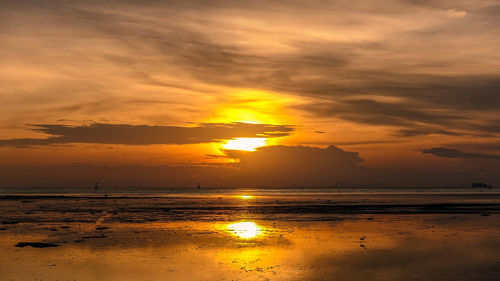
[302,98,464,126]
[223,145,368,186]
[334,140,405,146]
[297,96,500,137]
[0,122,294,147]
[479,4,500,23]
[447,142,500,152]
[395,128,465,137]
[422,147,500,160]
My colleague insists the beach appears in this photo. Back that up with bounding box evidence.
[1,189,500,280]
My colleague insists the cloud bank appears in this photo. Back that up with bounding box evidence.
[0,122,294,147]
[0,145,368,187]
[2,144,499,187]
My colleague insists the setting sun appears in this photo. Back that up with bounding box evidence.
[226,222,261,239]
[222,138,267,151]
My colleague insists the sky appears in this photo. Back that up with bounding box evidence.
[1,0,499,187]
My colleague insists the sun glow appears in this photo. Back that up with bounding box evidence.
[205,89,298,155]
[222,138,267,151]
[239,195,253,199]
[227,222,261,239]
[205,89,296,125]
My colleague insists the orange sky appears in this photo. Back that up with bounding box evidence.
[0,0,499,187]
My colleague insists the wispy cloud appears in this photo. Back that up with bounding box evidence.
[2,0,499,137]
[447,8,467,18]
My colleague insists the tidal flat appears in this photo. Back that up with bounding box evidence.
[1,191,500,280]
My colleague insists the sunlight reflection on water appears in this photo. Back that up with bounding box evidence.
[226,221,262,239]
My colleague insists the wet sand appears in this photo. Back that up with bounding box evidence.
[1,192,500,280]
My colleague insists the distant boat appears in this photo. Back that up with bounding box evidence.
[94,182,99,190]
[472,182,492,188]
[197,183,201,190]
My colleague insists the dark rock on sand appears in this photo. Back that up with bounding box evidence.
[15,242,59,248]
[96,226,109,230]
[2,221,19,225]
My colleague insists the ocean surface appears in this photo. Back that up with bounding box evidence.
[1,186,498,196]
[1,187,499,280]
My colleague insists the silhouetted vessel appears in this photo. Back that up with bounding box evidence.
[472,182,492,188]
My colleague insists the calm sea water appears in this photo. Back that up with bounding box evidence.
[1,186,500,281]
[0,186,497,196]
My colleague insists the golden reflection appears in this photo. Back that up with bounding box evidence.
[222,137,266,151]
[226,222,262,239]
[239,195,253,200]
